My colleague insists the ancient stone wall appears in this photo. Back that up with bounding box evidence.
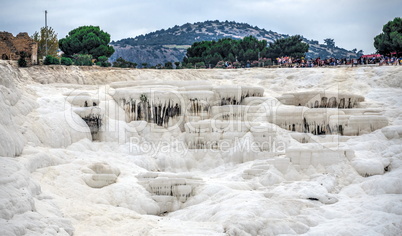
[0,31,38,65]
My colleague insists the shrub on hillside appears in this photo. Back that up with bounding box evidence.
[73,54,93,66]
[18,51,31,67]
[96,56,111,67]
[96,61,111,67]
[18,51,28,67]
[164,61,173,69]
[18,58,27,67]
[113,57,137,68]
[44,55,60,65]
[195,62,206,69]
[183,62,193,69]
[61,57,73,66]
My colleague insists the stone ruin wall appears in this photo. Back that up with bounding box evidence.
[0,31,38,65]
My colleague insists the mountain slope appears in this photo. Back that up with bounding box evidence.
[110,20,361,66]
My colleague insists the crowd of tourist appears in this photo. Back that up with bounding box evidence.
[274,55,402,68]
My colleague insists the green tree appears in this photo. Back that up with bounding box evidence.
[98,56,108,62]
[18,51,28,67]
[324,38,335,48]
[225,53,235,62]
[184,62,193,68]
[113,57,137,68]
[205,53,223,66]
[59,26,115,60]
[73,54,93,66]
[61,57,73,66]
[184,36,268,67]
[164,61,173,69]
[32,27,59,58]
[374,17,402,56]
[244,49,257,61]
[44,55,60,65]
[96,56,111,67]
[266,35,309,59]
[195,61,206,68]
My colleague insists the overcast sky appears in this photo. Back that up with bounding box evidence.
[1,0,401,54]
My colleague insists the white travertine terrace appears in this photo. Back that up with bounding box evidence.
[277,91,365,108]
[82,162,121,188]
[2,61,401,235]
[137,172,203,214]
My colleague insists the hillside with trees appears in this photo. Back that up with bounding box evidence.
[110,20,363,66]
[183,35,309,68]
[113,20,283,47]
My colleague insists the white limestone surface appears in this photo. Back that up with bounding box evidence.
[1,61,401,235]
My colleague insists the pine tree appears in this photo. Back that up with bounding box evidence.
[59,26,115,60]
[374,17,402,56]
[266,35,309,59]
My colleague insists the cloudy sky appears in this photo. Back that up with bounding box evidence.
[1,0,401,54]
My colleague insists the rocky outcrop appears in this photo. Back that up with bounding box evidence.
[110,45,186,67]
[0,32,38,65]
